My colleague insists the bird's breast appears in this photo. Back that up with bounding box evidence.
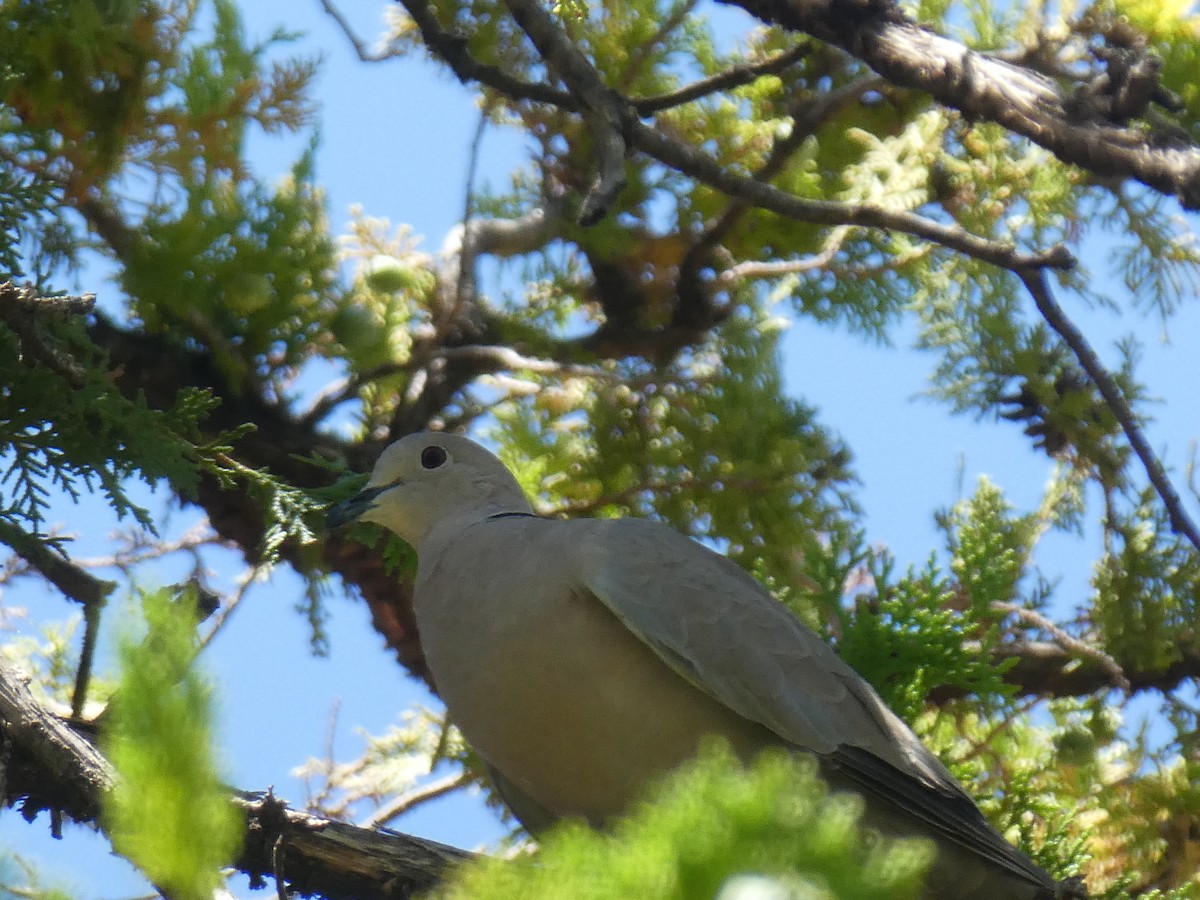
[413,527,774,826]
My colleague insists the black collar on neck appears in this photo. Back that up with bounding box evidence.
[487,511,540,520]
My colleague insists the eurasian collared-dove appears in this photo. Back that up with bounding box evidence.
[328,432,1084,900]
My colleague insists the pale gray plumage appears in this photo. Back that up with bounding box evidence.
[328,432,1083,900]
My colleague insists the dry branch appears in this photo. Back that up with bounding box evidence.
[0,660,470,900]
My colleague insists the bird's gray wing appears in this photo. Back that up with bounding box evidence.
[573,517,1053,889]
[574,518,949,781]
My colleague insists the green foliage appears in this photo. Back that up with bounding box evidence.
[939,476,1035,613]
[0,0,158,178]
[332,214,433,386]
[430,743,932,900]
[101,588,241,900]
[788,479,1037,724]
[492,307,856,592]
[1092,490,1200,671]
[343,520,417,578]
[0,166,61,281]
[830,549,1015,724]
[200,442,322,561]
[1091,188,1200,319]
[121,143,338,379]
[3,0,1200,893]
[0,319,217,533]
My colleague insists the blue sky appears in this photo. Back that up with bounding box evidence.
[3,1,1199,895]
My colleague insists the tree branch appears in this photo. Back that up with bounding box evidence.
[631,43,811,114]
[319,0,404,63]
[394,0,1073,270]
[990,601,1130,695]
[0,282,98,389]
[0,660,470,900]
[954,639,1200,701]
[720,0,1200,208]
[397,0,578,108]
[0,520,116,609]
[357,771,473,830]
[1017,267,1200,555]
[499,0,628,224]
[629,119,1073,270]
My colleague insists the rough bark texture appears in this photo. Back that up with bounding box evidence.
[0,661,469,898]
[719,0,1200,207]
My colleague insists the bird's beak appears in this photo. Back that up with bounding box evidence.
[326,484,389,530]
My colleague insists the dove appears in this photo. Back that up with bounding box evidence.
[328,432,1083,900]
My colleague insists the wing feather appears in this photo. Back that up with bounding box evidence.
[572,517,1052,890]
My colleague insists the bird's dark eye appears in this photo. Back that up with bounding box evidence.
[420,445,448,469]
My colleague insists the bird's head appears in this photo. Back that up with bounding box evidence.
[326,432,532,548]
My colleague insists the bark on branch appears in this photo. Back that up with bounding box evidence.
[396,0,1074,270]
[0,660,469,900]
[944,640,1200,701]
[720,0,1200,208]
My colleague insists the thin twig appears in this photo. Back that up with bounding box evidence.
[500,0,628,224]
[357,771,473,829]
[632,43,811,114]
[304,699,343,816]
[718,227,850,284]
[437,344,605,377]
[631,120,1072,270]
[719,241,934,286]
[198,565,264,651]
[73,522,225,571]
[991,600,1130,694]
[318,0,402,62]
[1017,267,1200,555]
[69,602,102,719]
[454,112,489,322]
[299,361,410,427]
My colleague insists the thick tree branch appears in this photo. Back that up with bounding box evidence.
[236,791,470,900]
[957,640,1200,701]
[0,660,470,899]
[0,662,112,821]
[720,0,1200,208]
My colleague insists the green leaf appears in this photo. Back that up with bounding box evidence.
[101,588,241,900]
[432,742,932,900]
